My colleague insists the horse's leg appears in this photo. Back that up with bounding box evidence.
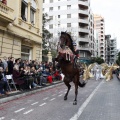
[73,75,79,105]
[64,78,71,100]
[73,82,78,105]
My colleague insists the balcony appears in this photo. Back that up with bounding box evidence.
[78,37,89,43]
[18,18,40,35]
[0,2,14,24]
[78,27,89,33]
[78,10,89,16]
[79,46,91,51]
[78,19,89,24]
[78,0,89,6]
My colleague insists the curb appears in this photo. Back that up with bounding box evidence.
[0,82,64,104]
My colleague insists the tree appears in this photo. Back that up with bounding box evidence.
[91,57,104,64]
[116,52,120,65]
[42,13,52,56]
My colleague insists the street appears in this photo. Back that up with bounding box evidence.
[0,75,120,120]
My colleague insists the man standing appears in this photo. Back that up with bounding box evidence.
[3,56,8,75]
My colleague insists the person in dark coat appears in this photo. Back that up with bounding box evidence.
[7,57,14,75]
[0,72,9,95]
[13,65,25,90]
[0,59,4,69]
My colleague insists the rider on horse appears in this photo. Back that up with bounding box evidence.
[73,42,80,67]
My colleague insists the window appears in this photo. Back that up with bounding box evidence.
[21,46,32,60]
[58,6,60,10]
[58,15,60,18]
[49,16,53,20]
[67,5,71,9]
[30,8,36,25]
[49,7,53,11]
[30,0,37,25]
[67,23,71,27]
[50,0,53,3]
[49,24,53,29]
[21,0,28,21]
[58,24,60,27]
[67,14,71,18]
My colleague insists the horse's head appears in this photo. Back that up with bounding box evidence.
[59,32,75,53]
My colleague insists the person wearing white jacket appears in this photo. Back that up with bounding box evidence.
[95,67,100,80]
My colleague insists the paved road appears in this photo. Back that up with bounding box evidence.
[0,75,120,120]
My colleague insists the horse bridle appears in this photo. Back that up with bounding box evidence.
[60,35,68,48]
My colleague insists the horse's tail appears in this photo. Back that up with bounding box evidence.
[78,81,86,87]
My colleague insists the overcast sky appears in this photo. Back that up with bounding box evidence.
[91,0,120,49]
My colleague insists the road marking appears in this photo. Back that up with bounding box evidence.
[58,94,63,97]
[0,117,5,120]
[39,103,46,106]
[43,97,49,100]
[14,108,25,113]
[50,98,56,101]
[70,81,103,120]
[52,94,56,96]
[23,109,33,115]
[31,102,38,105]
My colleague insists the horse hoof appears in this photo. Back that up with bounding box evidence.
[73,101,77,105]
[64,96,67,100]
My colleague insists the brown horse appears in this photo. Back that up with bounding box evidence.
[53,32,86,105]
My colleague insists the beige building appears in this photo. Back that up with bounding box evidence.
[94,14,105,60]
[0,0,43,61]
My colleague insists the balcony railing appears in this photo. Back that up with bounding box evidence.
[18,18,40,35]
[79,46,90,51]
[78,19,89,24]
[0,2,14,22]
[78,10,89,15]
[78,1,89,6]
[78,37,89,43]
[78,27,89,33]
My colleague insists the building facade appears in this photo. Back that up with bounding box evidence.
[0,0,43,61]
[43,0,94,60]
[94,14,105,60]
[105,35,117,64]
[94,30,100,57]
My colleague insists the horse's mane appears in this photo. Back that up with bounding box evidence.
[61,32,75,54]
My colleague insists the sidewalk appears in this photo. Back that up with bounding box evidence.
[0,81,63,104]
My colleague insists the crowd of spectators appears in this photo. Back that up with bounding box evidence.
[0,56,63,96]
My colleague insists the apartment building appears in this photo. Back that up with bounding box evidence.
[94,30,100,57]
[105,35,117,64]
[0,0,43,60]
[94,14,105,60]
[43,0,94,60]
[89,10,94,57]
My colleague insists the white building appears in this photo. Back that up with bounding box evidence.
[94,14,105,60]
[105,35,117,64]
[43,0,94,59]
